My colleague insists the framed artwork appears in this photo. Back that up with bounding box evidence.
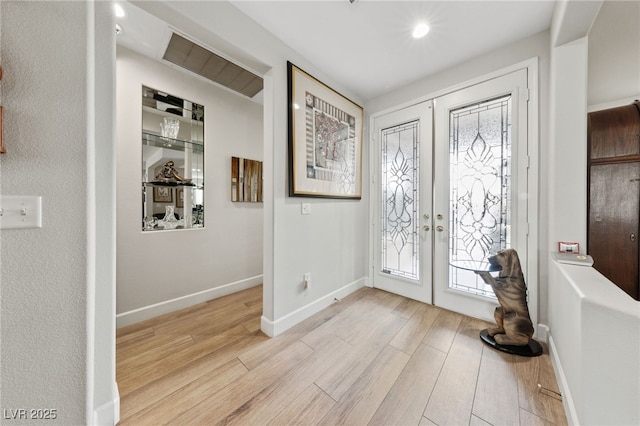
[153,186,173,203]
[176,188,184,208]
[287,61,363,199]
[231,156,263,202]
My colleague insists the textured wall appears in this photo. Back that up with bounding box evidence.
[1,1,89,423]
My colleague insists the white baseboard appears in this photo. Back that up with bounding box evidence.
[261,277,367,337]
[116,275,263,328]
[92,383,119,425]
[548,333,579,426]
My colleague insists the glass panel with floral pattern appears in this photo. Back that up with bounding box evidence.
[449,95,512,297]
[381,120,420,280]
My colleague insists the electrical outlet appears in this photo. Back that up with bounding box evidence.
[303,272,311,289]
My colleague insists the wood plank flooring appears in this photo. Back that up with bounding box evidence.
[116,285,567,425]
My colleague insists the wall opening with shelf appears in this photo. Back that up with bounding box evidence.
[141,85,204,231]
[116,46,263,325]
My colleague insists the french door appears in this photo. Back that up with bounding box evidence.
[373,69,530,323]
[372,102,433,303]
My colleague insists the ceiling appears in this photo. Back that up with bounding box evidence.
[117,0,556,102]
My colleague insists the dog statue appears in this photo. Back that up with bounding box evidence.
[477,248,534,346]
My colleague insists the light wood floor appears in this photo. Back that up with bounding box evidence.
[116,285,567,425]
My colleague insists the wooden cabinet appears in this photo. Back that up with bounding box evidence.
[588,102,640,300]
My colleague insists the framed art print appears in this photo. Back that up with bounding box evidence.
[176,187,184,208]
[287,61,364,199]
[153,186,173,203]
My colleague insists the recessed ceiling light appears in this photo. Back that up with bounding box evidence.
[114,4,125,18]
[412,22,430,39]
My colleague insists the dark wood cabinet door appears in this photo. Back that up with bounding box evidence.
[588,104,640,160]
[589,162,640,299]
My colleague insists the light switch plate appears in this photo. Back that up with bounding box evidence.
[301,203,311,215]
[0,195,42,229]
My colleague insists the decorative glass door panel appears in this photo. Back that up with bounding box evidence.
[373,102,433,304]
[433,68,528,323]
[381,120,420,280]
[449,95,512,298]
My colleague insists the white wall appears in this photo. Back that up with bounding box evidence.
[116,46,264,324]
[131,1,369,335]
[1,1,116,424]
[549,263,640,426]
[588,0,640,109]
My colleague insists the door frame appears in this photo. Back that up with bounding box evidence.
[368,58,540,331]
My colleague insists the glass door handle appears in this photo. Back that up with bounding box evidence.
[423,225,431,231]
[436,225,444,232]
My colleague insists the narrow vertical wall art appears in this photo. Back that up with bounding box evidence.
[231,156,263,202]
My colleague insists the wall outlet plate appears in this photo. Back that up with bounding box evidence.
[303,272,311,289]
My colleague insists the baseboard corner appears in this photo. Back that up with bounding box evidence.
[264,277,366,337]
[92,383,119,426]
[537,323,550,342]
[260,315,275,337]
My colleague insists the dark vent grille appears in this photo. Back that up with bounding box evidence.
[163,33,263,98]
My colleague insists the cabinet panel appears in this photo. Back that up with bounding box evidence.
[589,162,640,299]
[588,103,640,160]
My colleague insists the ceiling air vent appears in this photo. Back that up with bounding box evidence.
[163,33,263,98]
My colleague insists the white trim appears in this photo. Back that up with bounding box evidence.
[588,95,640,113]
[116,275,263,327]
[86,0,97,422]
[261,277,367,337]
[92,384,119,426]
[526,57,540,332]
[548,333,579,426]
